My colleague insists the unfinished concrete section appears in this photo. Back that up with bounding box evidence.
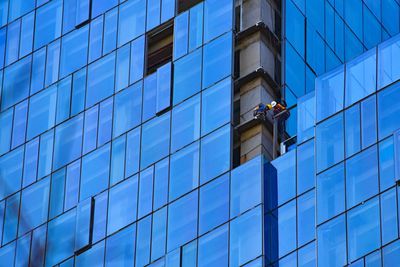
[233,0,281,165]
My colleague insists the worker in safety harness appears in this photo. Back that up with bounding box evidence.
[253,100,289,120]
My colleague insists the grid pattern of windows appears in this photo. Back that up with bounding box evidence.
[269,33,400,266]
[0,0,259,266]
[284,0,400,137]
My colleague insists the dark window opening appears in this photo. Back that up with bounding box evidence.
[177,0,203,13]
[146,22,174,75]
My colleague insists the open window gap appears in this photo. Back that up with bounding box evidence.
[177,0,203,13]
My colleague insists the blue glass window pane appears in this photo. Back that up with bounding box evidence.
[9,0,34,21]
[56,78,72,124]
[38,130,54,179]
[378,82,400,139]
[200,124,231,184]
[363,6,381,50]
[147,0,161,31]
[138,167,154,218]
[71,68,86,116]
[231,156,262,218]
[297,139,315,194]
[189,3,203,51]
[157,62,172,113]
[306,25,325,76]
[173,12,188,60]
[286,0,305,57]
[103,8,117,55]
[297,92,315,143]
[75,197,94,252]
[0,201,3,248]
[130,36,145,84]
[107,176,138,235]
[86,52,115,108]
[161,0,175,22]
[30,48,46,94]
[383,239,400,266]
[379,137,395,191]
[76,0,90,26]
[0,242,15,267]
[64,160,80,210]
[98,98,113,146]
[113,83,142,138]
[23,138,39,187]
[167,190,198,251]
[395,131,400,182]
[204,0,233,43]
[315,66,344,122]
[346,145,379,208]
[141,112,170,169]
[136,216,152,267]
[53,114,84,169]
[45,40,60,87]
[203,32,233,89]
[0,29,6,69]
[278,200,296,258]
[317,163,345,224]
[345,104,361,157]
[19,177,49,235]
[118,0,145,46]
[0,108,12,155]
[0,147,23,200]
[93,191,108,243]
[279,251,297,267]
[80,144,110,200]
[171,95,200,152]
[173,49,202,105]
[361,95,377,148]
[230,206,262,267]
[105,223,136,267]
[151,207,167,261]
[91,0,117,17]
[200,174,229,234]
[19,12,35,58]
[154,158,169,210]
[3,193,19,244]
[378,35,400,89]
[166,248,180,267]
[344,24,363,62]
[46,209,76,267]
[298,241,316,267]
[143,73,157,121]
[381,188,398,245]
[382,0,400,36]
[110,136,126,186]
[345,49,376,106]
[15,233,31,267]
[76,240,105,267]
[198,224,229,267]
[201,78,231,136]
[83,106,98,154]
[88,16,103,63]
[169,142,199,201]
[126,127,141,177]
[63,0,77,33]
[6,20,20,65]
[298,191,315,247]
[49,169,66,219]
[182,240,197,267]
[2,55,31,111]
[30,225,46,266]
[316,113,344,172]
[347,197,380,262]
[0,1,6,27]
[317,215,347,267]
[365,250,381,266]
[271,149,296,206]
[60,25,89,78]
[34,0,62,49]
[116,44,130,92]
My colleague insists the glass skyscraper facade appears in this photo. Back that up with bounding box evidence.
[0,0,400,266]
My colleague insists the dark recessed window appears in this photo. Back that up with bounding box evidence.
[177,0,203,13]
[146,22,173,75]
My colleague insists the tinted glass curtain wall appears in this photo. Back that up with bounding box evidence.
[0,0,257,266]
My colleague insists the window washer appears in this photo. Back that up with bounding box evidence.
[253,100,289,121]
